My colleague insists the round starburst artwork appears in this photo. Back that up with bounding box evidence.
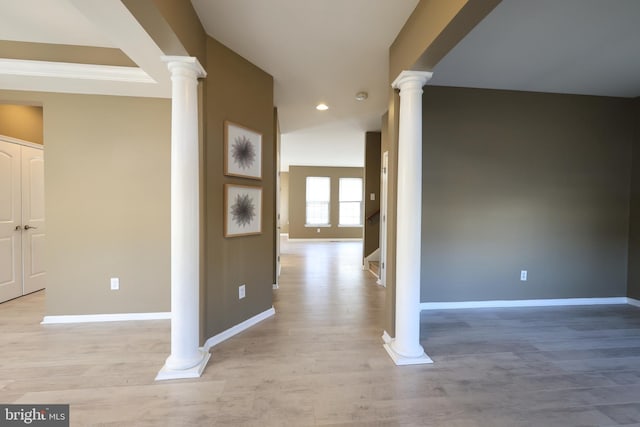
[231,193,256,227]
[231,135,256,170]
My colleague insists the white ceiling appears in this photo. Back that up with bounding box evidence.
[430,0,640,98]
[0,0,114,47]
[191,0,419,171]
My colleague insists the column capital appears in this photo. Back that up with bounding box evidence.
[391,70,433,91]
[161,55,207,79]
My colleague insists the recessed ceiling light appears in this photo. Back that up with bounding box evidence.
[355,91,368,101]
[316,103,329,111]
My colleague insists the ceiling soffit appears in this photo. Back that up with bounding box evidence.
[0,0,171,98]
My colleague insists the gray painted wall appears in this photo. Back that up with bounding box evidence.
[421,87,634,302]
[627,98,640,300]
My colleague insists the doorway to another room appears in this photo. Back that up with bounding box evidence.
[0,135,46,304]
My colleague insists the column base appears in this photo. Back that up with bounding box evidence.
[383,340,433,366]
[155,349,211,381]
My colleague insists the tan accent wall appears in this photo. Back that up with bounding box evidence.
[0,90,171,316]
[363,132,381,258]
[288,166,364,240]
[0,41,134,66]
[152,0,206,62]
[280,172,290,234]
[0,104,43,144]
[204,37,275,337]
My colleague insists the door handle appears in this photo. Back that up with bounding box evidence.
[15,225,21,231]
[24,225,37,230]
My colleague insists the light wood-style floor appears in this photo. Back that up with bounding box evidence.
[2,238,640,426]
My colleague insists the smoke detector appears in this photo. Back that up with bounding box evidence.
[355,91,368,101]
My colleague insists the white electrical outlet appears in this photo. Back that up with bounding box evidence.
[370,193,376,201]
[317,228,320,233]
[520,270,527,281]
[110,277,119,290]
[239,284,246,299]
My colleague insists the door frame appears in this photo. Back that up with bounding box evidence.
[1,134,43,151]
[378,151,389,287]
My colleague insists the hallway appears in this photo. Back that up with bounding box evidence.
[1,238,640,425]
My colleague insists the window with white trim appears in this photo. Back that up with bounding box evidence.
[306,177,330,225]
[339,178,363,226]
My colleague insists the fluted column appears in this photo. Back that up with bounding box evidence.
[383,70,433,366]
[156,56,209,380]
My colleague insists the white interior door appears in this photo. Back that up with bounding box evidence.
[378,151,389,287]
[21,145,45,294]
[0,140,22,303]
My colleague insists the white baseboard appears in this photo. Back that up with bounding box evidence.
[420,297,629,310]
[628,297,640,308]
[273,283,279,290]
[41,311,171,324]
[381,330,393,344]
[203,306,275,350]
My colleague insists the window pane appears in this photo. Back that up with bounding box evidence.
[339,178,362,202]
[339,201,361,225]
[306,202,329,225]
[339,178,362,225]
[306,177,330,202]
[306,177,330,225]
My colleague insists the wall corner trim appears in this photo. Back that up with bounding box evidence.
[628,298,640,308]
[203,306,275,351]
[420,297,630,310]
[381,330,393,344]
[41,312,171,324]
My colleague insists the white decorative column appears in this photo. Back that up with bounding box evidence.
[383,70,434,366]
[156,56,209,380]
